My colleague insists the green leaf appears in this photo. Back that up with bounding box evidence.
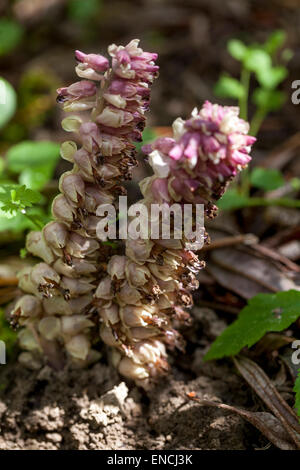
[6,141,60,172]
[214,76,245,99]
[244,49,272,73]
[252,88,286,111]
[256,66,287,90]
[204,290,300,361]
[6,141,60,189]
[217,189,251,210]
[0,18,24,56]
[250,167,285,191]
[0,184,41,217]
[294,370,300,419]
[0,78,17,129]
[263,30,286,55]
[19,167,52,191]
[227,39,248,61]
[0,210,41,234]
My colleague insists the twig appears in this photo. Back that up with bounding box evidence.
[0,277,19,287]
[202,233,258,251]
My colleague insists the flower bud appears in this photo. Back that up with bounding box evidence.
[79,122,102,152]
[43,296,72,316]
[107,255,126,280]
[129,327,158,340]
[61,315,93,336]
[103,92,127,109]
[63,98,95,112]
[100,324,119,347]
[61,115,83,132]
[26,231,54,265]
[60,141,77,162]
[43,222,68,250]
[118,356,149,380]
[120,305,152,327]
[18,267,36,295]
[73,148,93,180]
[126,239,153,264]
[117,283,142,306]
[125,261,150,287]
[38,316,61,340]
[75,50,109,72]
[53,258,97,277]
[14,295,42,319]
[95,276,113,300]
[30,263,60,287]
[59,172,85,204]
[61,276,94,295]
[131,340,166,365]
[18,328,40,351]
[99,303,119,325]
[51,195,75,223]
[96,107,133,128]
[67,233,99,258]
[68,294,93,314]
[65,334,90,360]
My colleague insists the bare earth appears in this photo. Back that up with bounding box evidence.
[0,308,265,450]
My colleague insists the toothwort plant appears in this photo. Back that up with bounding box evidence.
[10,40,255,387]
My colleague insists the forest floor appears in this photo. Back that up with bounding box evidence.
[0,307,267,450]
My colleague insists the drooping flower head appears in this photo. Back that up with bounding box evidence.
[143,101,256,216]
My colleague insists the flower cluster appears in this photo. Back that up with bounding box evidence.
[96,102,255,387]
[10,40,159,369]
[143,102,256,216]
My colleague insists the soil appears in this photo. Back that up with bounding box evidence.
[0,308,266,450]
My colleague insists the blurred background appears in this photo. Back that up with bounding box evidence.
[1,0,300,143]
[0,0,299,350]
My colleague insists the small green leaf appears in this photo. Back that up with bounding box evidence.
[0,78,17,129]
[6,141,60,189]
[294,370,300,419]
[263,30,286,55]
[244,49,272,73]
[250,167,285,191]
[19,167,52,191]
[214,76,245,99]
[256,66,287,90]
[0,184,41,217]
[7,141,60,172]
[0,18,24,56]
[0,209,44,233]
[217,189,251,210]
[227,39,248,61]
[252,88,286,111]
[204,290,300,361]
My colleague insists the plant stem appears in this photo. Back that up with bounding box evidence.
[23,212,44,230]
[250,106,267,137]
[238,68,251,195]
[239,68,250,121]
[228,197,300,210]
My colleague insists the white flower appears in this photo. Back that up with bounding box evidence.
[148,150,170,178]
